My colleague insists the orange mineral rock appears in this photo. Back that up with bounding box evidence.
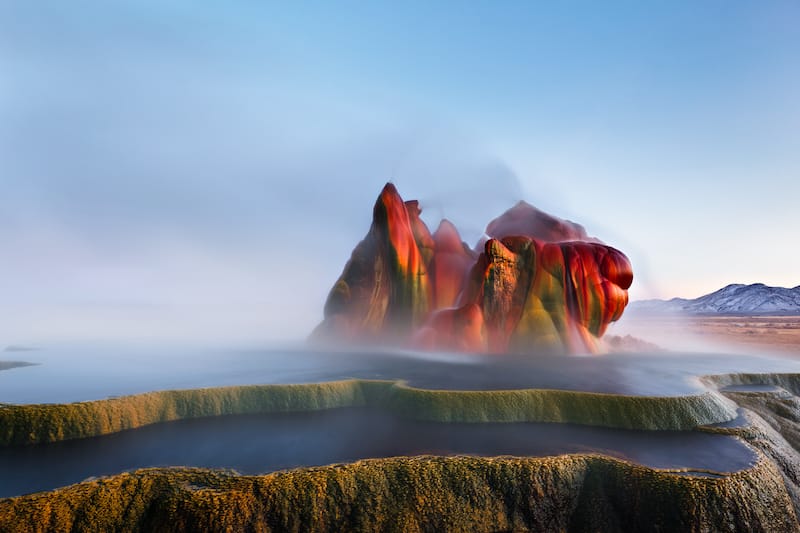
[313,183,633,354]
[312,183,430,342]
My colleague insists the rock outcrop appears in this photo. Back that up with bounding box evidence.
[1,455,796,532]
[3,374,800,531]
[312,184,432,343]
[313,183,633,354]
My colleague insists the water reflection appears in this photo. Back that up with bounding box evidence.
[0,407,756,498]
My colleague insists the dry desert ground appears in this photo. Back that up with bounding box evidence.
[612,315,800,356]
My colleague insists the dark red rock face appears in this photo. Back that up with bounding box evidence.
[313,184,633,354]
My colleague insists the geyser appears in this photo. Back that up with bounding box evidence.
[313,183,633,354]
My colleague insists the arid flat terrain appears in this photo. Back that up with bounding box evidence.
[685,316,800,354]
[611,315,800,356]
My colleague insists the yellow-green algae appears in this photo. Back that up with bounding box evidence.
[4,373,800,531]
[0,455,795,533]
[0,380,738,446]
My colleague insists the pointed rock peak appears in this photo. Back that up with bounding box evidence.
[486,201,596,243]
[436,218,458,233]
[433,219,465,253]
[372,182,413,231]
[381,181,400,197]
[374,182,404,212]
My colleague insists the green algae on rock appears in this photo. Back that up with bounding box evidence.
[0,380,738,446]
[0,455,796,533]
[2,373,800,531]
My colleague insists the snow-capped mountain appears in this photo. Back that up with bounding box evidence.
[629,283,800,315]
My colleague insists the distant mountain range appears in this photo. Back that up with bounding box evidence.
[629,283,800,315]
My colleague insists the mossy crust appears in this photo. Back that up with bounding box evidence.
[0,380,738,446]
[3,374,800,531]
[0,455,795,533]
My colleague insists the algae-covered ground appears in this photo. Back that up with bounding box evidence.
[1,373,799,531]
[0,455,796,533]
[0,379,737,446]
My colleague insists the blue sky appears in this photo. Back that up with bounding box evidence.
[1,1,798,342]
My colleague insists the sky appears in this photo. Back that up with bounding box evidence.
[1,1,798,343]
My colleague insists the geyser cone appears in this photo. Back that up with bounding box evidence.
[313,183,633,354]
[314,183,430,342]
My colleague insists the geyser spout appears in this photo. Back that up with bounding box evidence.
[312,183,633,354]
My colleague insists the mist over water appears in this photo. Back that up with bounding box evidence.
[1,333,797,500]
[2,342,798,405]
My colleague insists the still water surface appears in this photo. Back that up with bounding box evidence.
[0,407,756,498]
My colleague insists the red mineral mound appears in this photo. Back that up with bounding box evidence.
[485,201,598,243]
[312,183,633,354]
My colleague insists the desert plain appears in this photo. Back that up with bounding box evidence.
[612,314,800,356]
